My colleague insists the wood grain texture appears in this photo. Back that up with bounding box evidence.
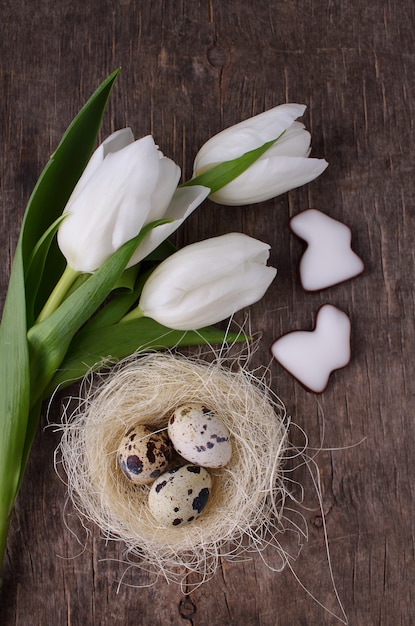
[1,0,414,624]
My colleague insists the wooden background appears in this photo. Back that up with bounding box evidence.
[1,1,414,624]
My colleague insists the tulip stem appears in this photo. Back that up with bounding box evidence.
[36,265,80,323]
[120,306,145,324]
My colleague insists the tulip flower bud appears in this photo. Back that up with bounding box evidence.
[192,104,328,205]
[57,129,209,273]
[137,233,277,330]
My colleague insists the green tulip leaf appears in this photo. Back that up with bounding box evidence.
[24,215,66,326]
[182,131,285,194]
[0,69,122,567]
[18,400,43,492]
[22,68,121,318]
[79,276,145,333]
[0,244,30,561]
[112,264,141,293]
[44,317,243,397]
[27,220,170,405]
[143,238,177,261]
[25,215,67,276]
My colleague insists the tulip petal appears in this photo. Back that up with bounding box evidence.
[146,263,276,330]
[141,233,272,298]
[210,156,329,205]
[193,103,306,173]
[265,122,311,158]
[67,128,135,206]
[102,128,135,157]
[128,185,210,267]
[58,135,162,272]
[139,233,277,330]
[147,157,181,222]
[109,136,162,248]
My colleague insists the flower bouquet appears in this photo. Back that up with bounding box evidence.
[0,68,327,573]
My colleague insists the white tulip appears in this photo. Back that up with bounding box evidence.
[136,232,277,330]
[192,103,328,205]
[57,129,209,273]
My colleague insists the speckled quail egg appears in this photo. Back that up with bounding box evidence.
[148,464,212,527]
[117,424,173,485]
[168,403,232,468]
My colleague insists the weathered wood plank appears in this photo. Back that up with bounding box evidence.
[1,0,414,623]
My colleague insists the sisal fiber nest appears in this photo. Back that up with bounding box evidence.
[58,350,290,586]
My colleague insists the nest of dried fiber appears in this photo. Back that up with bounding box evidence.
[57,350,290,587]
